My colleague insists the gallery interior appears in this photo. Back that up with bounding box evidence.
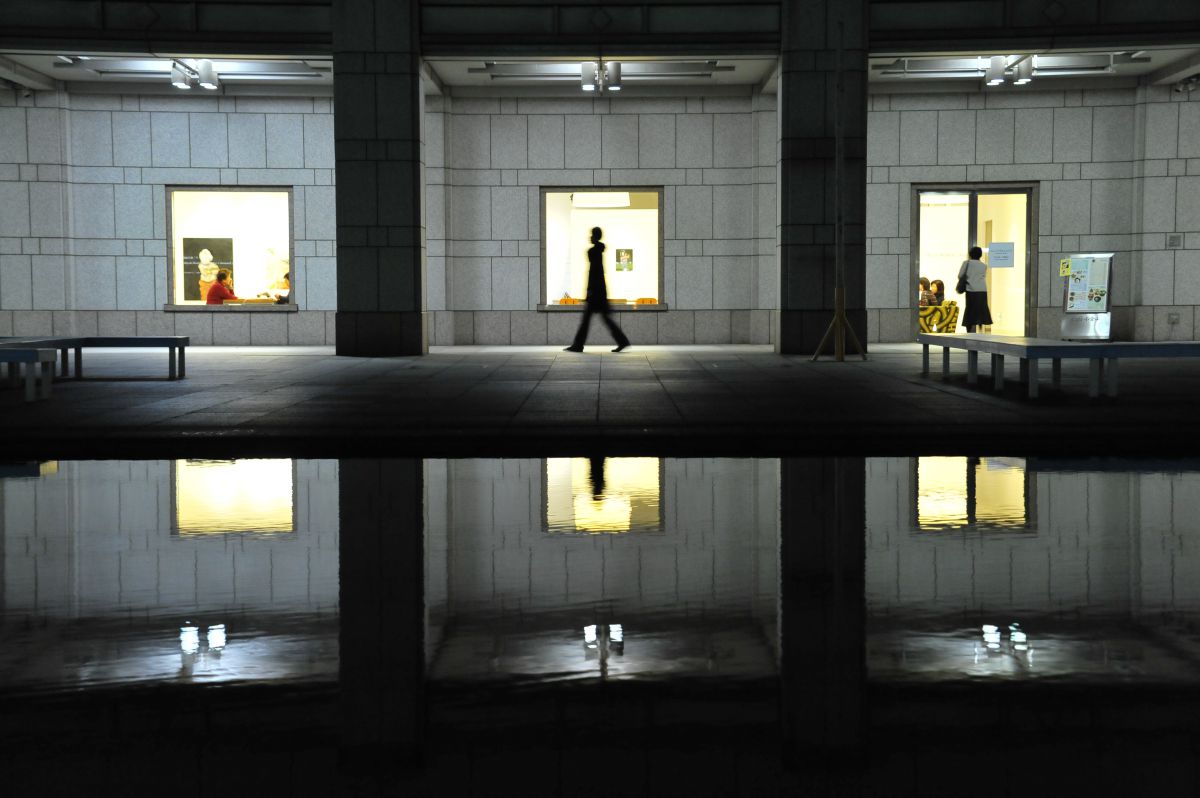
[3,1,1200,794]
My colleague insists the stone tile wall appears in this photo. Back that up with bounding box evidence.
[1,460,340,617]
[427,93,778,345]
[865,457,1200,615]
[0,90,337,344]
[865,86,1200,342]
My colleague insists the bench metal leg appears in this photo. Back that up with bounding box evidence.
[942,346,950,377]
[1088,358,1101,398]
[1052,358,1062,388]
[39,361,52,399]
[60,348,68,377]
[1105,358,1119,397]
[74,346,82,379]
[179,347,186,378]
[967,350,978,385]
[992,353,1005,391]
[1027,358,1039,399]
[1019,358,1029,384]
[24,362,36,402]
[921,343,929,376]
[169,347,177,380]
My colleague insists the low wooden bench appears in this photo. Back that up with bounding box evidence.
[0,348,58,401]
[0,336,189,380]
[918,333,1200,399]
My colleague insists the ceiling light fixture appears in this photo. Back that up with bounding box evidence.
[581,61,597,91]
[196,59,219,90]
[985,55,1006,86]
[1015,58,1033,85]
[606,61,621,91]
[170,62,192,89]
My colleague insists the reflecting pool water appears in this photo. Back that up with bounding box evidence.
[868,457,1200,683]
[6,456,1200,694]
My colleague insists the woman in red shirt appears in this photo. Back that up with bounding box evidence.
[206,270,237,304]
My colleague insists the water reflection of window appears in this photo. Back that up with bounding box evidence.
[915,457,1031,531]
[173,459,295,535]
[545,457,662,533]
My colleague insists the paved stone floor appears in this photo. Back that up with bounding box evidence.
[1,343,1197,456]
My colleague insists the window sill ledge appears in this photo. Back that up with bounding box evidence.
[164,304,300,312]
[537,303,669,312]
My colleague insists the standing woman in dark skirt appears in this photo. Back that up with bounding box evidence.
[957,246,993,332]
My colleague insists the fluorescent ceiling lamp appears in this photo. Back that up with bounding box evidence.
[196,59,219,90]
[606,61,621,91]
[985,55,1006,86]
[1015,58,1033,84]
[581,61,597,91]
[572,192,630,208]
[170,63,192,89]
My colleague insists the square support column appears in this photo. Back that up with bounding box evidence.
[333,0,427,355]
[339,459,425,756]
[776,1,868,354]
[780,458,866,756]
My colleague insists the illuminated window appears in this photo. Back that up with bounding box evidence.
[545,457,662,533]
[168,187,292,306]
[542,189,662,307]
[915,457,1031,531]
[173,459,295,535]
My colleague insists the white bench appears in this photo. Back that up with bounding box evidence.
[0,335,189,380]
[0,348,58,402]
[918,333,1200,399]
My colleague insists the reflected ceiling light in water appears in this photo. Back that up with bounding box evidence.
[180,625,200,655]
[207,624,226,650]
[546,457,661,533]
[175,459,294,534]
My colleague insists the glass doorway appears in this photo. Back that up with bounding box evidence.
[916,189,1030,336]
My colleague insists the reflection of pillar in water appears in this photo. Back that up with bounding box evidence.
[780,458,865,754]
[589,456,606,498]
[339,460,425,754]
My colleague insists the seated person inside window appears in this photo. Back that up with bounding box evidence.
[263,272,290,304]
[206,270,238,304]
[918,277,934,307]
[930,279,945,306]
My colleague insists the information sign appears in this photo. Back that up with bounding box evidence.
[989,242,1015,268]
[1062,253,1114,314]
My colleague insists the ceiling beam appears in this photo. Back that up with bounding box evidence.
[1143,49,1200,85]
[0,55,56,91]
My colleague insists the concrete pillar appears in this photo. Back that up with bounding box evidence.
[333,0,427,355]
[338,459,425,755]
[777,1,868,354]
[780,458,866,755]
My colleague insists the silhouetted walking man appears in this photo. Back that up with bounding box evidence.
[564,227,631,353]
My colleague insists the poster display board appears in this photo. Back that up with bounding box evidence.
[1061,253,1113,313]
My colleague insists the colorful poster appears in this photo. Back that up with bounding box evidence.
[615,248,634,271]
[182,238,233,301]
[1059,258,1071,276]
[1063,254,1112,313]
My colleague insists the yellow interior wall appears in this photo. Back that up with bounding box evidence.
[977,194,1028,336]
[918,195,969,329]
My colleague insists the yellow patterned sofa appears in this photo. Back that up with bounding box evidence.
[918,300,959,333]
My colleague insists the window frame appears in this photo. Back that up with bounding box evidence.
[538,185,667,312]
[164,185,298,312]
